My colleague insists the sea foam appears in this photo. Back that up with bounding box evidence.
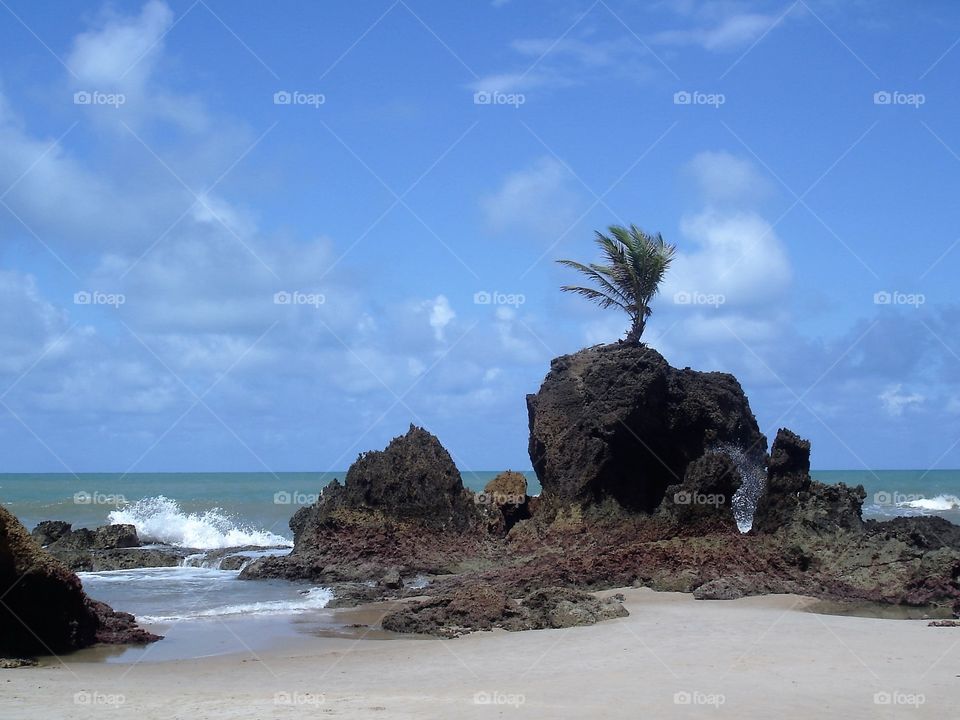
[899,494,960,512]
[136,586,334,623]
[108,495,292,549]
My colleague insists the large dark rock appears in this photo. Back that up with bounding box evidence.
[245,425,488,585]
[305,424,478,533]
[661,452,743,528]
[526,344,767,513]
[1,506,160,659]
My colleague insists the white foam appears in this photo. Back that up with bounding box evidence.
[107,495,292,549]
[137,586,334,622]
[899,494,960,512]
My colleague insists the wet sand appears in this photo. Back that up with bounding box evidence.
[2,588,958,719]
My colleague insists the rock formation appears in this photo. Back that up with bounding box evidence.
[243,425,491,587]
[381,586,628,638]
[527,344,767,515]
[0,507,160,659]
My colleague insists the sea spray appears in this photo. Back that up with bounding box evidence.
[108,495,292,549]
[713,443,767,533]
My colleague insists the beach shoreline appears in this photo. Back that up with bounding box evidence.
[3,588,957,719]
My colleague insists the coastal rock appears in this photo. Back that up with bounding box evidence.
[526,344,766,514]
[661,452,742,529]
[31,521,71,546]
[1,506,160,658]
[244,426,490,585]
[477,470,531,536]
[93,524,140,549]
[381,585,627,637]
[753,429,865,534]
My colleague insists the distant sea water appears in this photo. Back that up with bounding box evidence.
[1,469,955,662]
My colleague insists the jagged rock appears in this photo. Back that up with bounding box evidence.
[381,585,628,637]
[31,521,71,546]
[93,524,139,549]
[753,429,865,534]
[477,470,531,536]
[526,344,766,514]
[245,426,489,584]
[0,506,160,658]
[661,452,742,528]
[301,424,479,534]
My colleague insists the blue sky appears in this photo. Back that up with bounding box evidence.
[0,0,958,473]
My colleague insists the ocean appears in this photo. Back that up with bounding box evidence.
[2,470,957,662]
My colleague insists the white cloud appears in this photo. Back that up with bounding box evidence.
[67,0,174,89]
[0,271,74,374]
[685,150,773,204]
[427,295,456,342]
[652,9,790,51]
[879,384,924,416]
[481,157,579,237]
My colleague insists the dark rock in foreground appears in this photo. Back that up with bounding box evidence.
[381,586,628,638]
[527,344,767,514]
[1,507,160,660]
[243,425,493,586]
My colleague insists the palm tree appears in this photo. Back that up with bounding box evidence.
[558,224,676,345]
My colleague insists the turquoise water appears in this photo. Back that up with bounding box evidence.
[0,471,542,542]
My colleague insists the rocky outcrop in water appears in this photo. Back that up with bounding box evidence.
[526,344,767,515]
[477,470,531,536]
[1,507,160,660]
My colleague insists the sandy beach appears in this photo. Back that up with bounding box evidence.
[3,588,957,719]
